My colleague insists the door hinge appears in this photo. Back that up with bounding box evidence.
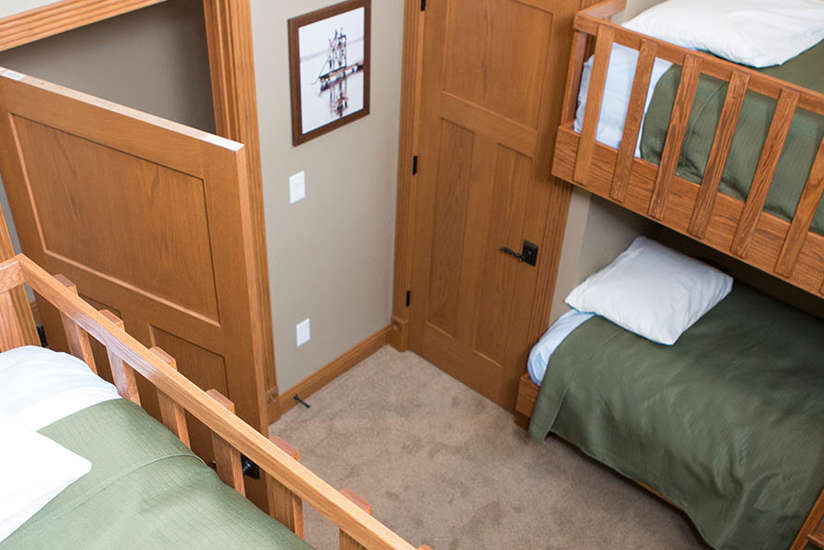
[420,0,426,11]
[405,290,411,307]
[412,155,419,175]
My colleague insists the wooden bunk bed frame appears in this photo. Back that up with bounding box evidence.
[0,253,431,550]
[553,0,824,298]
[514,1,824,548]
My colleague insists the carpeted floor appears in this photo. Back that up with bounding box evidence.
[269,346,708,550]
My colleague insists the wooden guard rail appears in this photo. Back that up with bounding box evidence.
[553,0,824,298]
[0,255,430,550]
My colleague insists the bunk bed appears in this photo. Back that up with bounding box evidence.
[515,0,824,548]
[0,254,430,550]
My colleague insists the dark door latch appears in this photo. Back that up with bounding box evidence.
[500,240,539,267]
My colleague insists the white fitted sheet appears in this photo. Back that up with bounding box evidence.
[0,346,120,431]
[574,43,674,156]
[527,309,594,386]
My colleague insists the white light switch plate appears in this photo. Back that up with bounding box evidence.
[296,318,311,347]
[289,171,306,204]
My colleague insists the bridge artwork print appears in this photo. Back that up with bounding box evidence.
[288,0,371,146]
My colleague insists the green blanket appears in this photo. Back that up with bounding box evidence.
[641,40,824,234]
[529,286,824,550]
[1,399,313,550]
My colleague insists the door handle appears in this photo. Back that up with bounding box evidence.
[500,240,539,267]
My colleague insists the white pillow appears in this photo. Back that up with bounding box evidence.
[565,237,732,345]
[623,0,824,68]
[0,417,91,542]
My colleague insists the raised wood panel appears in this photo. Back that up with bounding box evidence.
[426,121,475,337]
[474,146,532,363]
[151,325,229,464]
[409,0,581,410]
[12,116,219,321]
[443,0,553,128]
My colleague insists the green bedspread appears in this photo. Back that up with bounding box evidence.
[641,40,824,234]
[0,399,313,550]
[529,285,824,550]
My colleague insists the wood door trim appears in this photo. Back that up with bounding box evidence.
[201,0,279,423]
[390,0,426,351]
[0,0,166,52]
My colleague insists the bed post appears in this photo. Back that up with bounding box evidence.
[266,436,305,538]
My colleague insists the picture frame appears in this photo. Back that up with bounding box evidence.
[288,0,371,146]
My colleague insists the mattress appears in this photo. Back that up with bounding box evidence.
[575,38,824,234]
[528,285,824,550]
[0,347,312,550]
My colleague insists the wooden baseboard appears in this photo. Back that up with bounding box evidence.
[273,325,392,419]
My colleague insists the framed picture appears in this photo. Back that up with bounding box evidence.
[288,0,371,146]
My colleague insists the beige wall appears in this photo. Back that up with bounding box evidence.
[249,1,403,392]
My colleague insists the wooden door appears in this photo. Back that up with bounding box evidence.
[0,69,272,466]
[409,0,583,409]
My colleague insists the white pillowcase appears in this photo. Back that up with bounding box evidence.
[624,0,824,68]
[0,417,91,542]
[566,237,733,345]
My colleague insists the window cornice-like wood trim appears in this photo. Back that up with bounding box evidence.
[0,0,166,52]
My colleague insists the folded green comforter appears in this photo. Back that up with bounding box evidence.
[1,399,313,550]
[530,285,824,550]
[641,40,824,234]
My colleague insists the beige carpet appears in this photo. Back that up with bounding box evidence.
[269,346,708,550]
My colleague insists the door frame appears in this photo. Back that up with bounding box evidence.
[390,0,576,361]
[0,0,280,423]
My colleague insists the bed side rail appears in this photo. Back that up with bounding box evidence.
[553,0,824,297]
[0,254,428,550]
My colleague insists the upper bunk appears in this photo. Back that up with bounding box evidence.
[551,0,824,299]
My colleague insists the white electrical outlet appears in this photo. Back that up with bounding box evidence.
[289,171,306,204]
[296,318,311,347]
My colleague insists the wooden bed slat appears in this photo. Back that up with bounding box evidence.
[267,436,305,538]
[792,487,824,550]
[731,88,800,258]
[574,25,615,186]
[648,53,702,220]
[610,39,657,202]
[55,274,97,374]
[688,71,750,238]
[775,138,824,278]
[100,309,141,406]
[561,30,589,124]
[207,389,246,496]
[0,291,28,351]
[341,489,373,550]
[0,259,23,293]
[152,346,191,449]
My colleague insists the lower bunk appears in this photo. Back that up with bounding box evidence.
[0,254,429,550]
[516,282,824,550]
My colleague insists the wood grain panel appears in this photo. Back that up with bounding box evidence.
[152,325,228,464]
[426,121,475,337]
[12,116,219,320]
[443,0,553,128]
[474,146,531,364]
